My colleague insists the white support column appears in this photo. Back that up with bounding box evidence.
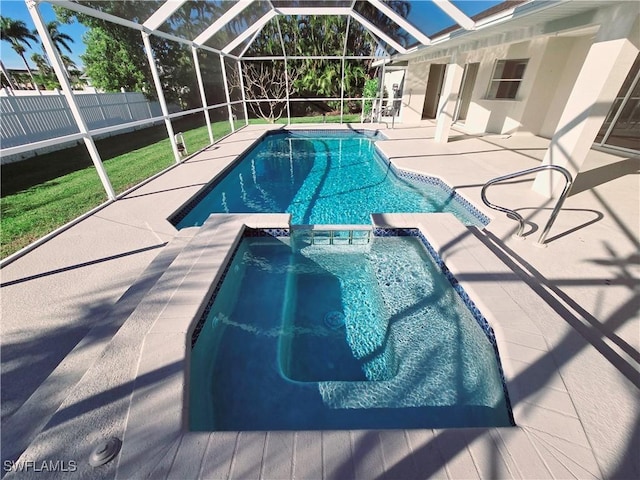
[27,0,116,200]
[340,56,346,122]
[340,15,352,123]
[377,62,386,122]
[275,16,291,125]
[238,59,249,126]
[142,31,181,163]
[219,54,235,132]
[532,6,640,197]
[435,59,465,143]
[192,46,214,144]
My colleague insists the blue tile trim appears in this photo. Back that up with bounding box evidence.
[243,227,291,238]
[275,129,386,140]
[190,238,242,348]
[373,149,490,226]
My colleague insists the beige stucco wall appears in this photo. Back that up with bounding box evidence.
[399,1,639,147]
[533,36,593,138]
[463,38,548,134]
[402,34,601,137]
[401,61,432,123]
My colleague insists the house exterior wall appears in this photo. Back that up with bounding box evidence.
[401,1,639,143]
[406,36,594,137]
[402,61,431,123]
[537,36,593,138]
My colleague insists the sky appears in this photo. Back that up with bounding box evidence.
[0,0,87,69]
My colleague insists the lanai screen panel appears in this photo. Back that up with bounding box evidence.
[196,49,227,106]
[281,15,349,57]
[243,17,285,57]
[73,0,165,23]
[270,1,354,7]
[156,1,236,39]
[346,20,380,57]
[352,1,416,52]
[203,2,272,51]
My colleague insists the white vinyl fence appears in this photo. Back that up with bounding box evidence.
[0,88,163,151]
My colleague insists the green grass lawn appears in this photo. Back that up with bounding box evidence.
[0,113,363,259]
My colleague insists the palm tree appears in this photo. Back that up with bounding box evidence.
[33,21,76,79]
[0,16,38,90]
[46,20,73,54]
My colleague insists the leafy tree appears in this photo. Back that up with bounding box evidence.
[362,77,379,116]
[81,26,149,92]
[56,2,207,106]
[0,16,38,89]
[236,60,303,123]
[233,14,379,119]
[30,52,57,89]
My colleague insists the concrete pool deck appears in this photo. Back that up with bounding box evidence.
[1,123,638,478]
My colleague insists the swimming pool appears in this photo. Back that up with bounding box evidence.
[189,228,513,431]
[173,130,487,228]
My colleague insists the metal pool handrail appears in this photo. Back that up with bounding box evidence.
[481,165,573,247]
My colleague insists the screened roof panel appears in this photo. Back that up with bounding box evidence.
[65,1,518,56]
[346,20,380,57]
[352,1,416,49]
[451,0,506,19]
[202,1,272,50]
[244,17,285,56]
[229,34,258,57]
[401,1,461,38]
[271,0,354,7]
[157,1,236,39]
[74,0,164,24]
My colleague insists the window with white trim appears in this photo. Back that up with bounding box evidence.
[487,59,528,99]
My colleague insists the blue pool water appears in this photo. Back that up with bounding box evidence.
[174,130,486,228]
[189,231,512,431]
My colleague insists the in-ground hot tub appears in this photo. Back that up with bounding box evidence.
[189,226,513,432]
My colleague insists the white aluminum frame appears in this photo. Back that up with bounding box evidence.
[193,0,255,46]
[434,0,475,30]
[142,31,181,163]
[11,0,496,206]
[192,45,215,144]
[143,1,187,32]
[27,0,116,200]
[367,0,431,45]
[219,54,235,133]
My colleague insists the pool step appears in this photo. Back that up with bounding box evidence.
[293,225,372,245]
